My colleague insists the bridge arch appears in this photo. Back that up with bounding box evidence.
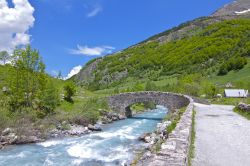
[108,91,191,117]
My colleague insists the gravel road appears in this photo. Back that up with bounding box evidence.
[193,103,250,166]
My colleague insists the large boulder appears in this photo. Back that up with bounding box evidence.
[139,133,152,143]
[238,102,250,112]
[88,124,102,131]
[118,115,126,120]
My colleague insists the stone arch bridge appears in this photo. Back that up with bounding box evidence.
[108,91,191,117]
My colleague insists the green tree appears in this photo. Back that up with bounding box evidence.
[9,46,46,110]
[201,81,218,98]
[0,51,10,65]
[38,80,60,116]
[63,82,76,102]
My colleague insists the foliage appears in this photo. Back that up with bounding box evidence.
[82,19,250,89]
[8,45,46,111]
[200,81,218,98]
[63,81,76,102]
[234,107,250,120]
[145,81,157,91]
[37,80,60,118]
[166,107,186,133]
[0,51,10,65]
[218,56,247,75]
[130,102,156,113]
[0,46,60,117]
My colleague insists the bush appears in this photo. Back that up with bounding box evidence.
[218,56,247,75]
[37,80,60,118]
[63,82,76,102]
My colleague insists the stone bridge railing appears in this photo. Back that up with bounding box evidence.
[108,91,194,166]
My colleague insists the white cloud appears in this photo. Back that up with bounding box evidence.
[70,45,115,56]
[64,65,82,80]
[86,5,102,18]
[0,0,35,52]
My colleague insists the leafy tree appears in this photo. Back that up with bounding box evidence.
[63,81,76,102]
[38,80,60,115]
[201,81,218,98]
[0,51,10,65]
[9,45,46,110]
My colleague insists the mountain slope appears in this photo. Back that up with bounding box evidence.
[74,0,250,90]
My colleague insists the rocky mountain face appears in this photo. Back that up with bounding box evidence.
[73,0,250,88]
[212,0,250,16]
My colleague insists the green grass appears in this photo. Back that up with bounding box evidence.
[153,77,178,87]
[210,97,250,105]
[234,107,250,120]
[188,110,196,166]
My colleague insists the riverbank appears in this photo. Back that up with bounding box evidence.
[0,111,126,150]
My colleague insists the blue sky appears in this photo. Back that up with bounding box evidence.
[3,0,232,78]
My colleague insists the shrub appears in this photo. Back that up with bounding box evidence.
[63,82,76,102]
[218,56,247,75]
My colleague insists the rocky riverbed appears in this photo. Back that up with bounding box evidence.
[0,112,126,150]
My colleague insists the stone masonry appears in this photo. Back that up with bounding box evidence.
[108,91,190,117]
[108,91,194,166]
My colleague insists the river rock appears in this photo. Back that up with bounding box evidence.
[14,135,42,144]
[142,151,152,160]
[9,135,18,144]
[88,124,102,131]
[138,133,151,141]
[112,116,118,121]
[2,128,13,136]
[156,121,171,134]
[67,125,88,135]
[118,115,126,120]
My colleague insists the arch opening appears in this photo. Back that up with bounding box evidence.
[125,101,158,118]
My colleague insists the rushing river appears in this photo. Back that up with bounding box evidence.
[0,106,167,166]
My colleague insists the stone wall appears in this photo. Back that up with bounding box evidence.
[108,91,194,166]
[137,96,194,166]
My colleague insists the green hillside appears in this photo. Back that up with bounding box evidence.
[75,18,250,90]
[210,58,250,85]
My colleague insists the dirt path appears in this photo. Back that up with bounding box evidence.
[193,103,250,166]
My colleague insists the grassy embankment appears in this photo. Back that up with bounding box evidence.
[234,107,250,120]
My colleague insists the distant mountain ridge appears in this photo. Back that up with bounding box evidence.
[73,0,250,90]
